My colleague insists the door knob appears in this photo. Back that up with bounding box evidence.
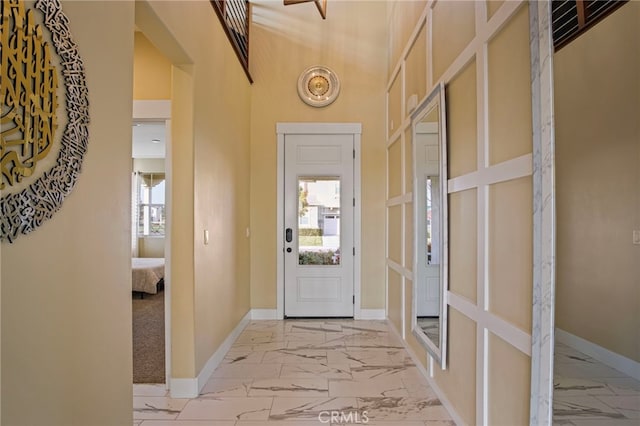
[285,228,293,243]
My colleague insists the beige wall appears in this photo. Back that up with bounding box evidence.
[134,31,172,100]
[1,2,135,424]
[555,2,640,362]
[137,0,253,376]
[1,1,253,423]
[248,0,388,310]
[386,1,535,424]
[138,237,165,258]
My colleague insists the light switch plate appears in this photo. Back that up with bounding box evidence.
[633,230,640,245]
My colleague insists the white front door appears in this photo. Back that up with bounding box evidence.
[284,133,354,317]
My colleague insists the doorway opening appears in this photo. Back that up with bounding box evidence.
[132,117,169,385]
[130,25,174,390]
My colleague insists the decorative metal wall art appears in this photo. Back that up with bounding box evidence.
[1,0,58,188]
[0,0,89,243]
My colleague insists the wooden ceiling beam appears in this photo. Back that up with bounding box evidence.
[283,0,326,19]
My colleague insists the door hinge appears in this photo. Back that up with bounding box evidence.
[353,247,355,256]
[353,295,355,304]
[353,197,355,207]
[353,149,355,159]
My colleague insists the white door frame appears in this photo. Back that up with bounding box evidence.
[276,123,362,319]
[133,100,172,387]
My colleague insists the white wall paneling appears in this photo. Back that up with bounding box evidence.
[386,1,554,425]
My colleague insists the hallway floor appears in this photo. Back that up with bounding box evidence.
[553,341,640,425]
[133,319,455,425]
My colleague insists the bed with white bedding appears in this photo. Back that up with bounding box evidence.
[132,257,165,294]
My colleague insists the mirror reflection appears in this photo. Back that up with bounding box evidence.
[412,82,448,368]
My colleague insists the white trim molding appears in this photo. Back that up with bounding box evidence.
[169,378,198,399]
[384,0,556,424]
[132,100,171,120]
[556,328,640,381]
[251,309,279,320]
[447,154,533,194]
[357,309,386,320]
[276,122,362,135]
[448,292,532,357]
[170,311,251,398]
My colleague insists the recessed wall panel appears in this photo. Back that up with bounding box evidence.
[488,332,531,425]
[405,128,413,194]
[433,308,477,425]
[405,278,413,333]
[447,60,477,178]
[405,281,429,370]
[432,0,476,82]
[388,73,403,138]
[488,176,533,332]
[388,204,403,265]
[449,189,477,302]
[405,23,428,112]
[487,5,532,165]
[405,202,413,270]
[388,268,403,333]
[388,138,402,198]
[386,0,541,423]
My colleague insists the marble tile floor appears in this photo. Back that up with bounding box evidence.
[133,319,455,425]
[553,341,640,425]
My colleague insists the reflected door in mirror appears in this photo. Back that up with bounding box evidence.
[415,119,440,346]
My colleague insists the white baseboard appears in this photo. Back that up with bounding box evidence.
[196,311,251,391]
[169,378,198,399]
[556,328,640,381]
[388,319,465,426]
[249,308,385,320]
[170,310,251,399]
[357,309,386,320]
[251,309,279,320]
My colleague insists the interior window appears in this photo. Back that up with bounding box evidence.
[136,172,166,236]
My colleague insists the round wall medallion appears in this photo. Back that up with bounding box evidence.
[297,66,340,107]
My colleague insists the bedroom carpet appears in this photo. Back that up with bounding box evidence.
[132,289,165,384]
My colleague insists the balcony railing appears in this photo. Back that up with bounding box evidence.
[552,0,628,51]
[210,0,253,83]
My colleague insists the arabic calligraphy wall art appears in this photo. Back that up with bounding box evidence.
[0,0,89,242]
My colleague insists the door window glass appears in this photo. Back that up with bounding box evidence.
[298,177,341,265]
